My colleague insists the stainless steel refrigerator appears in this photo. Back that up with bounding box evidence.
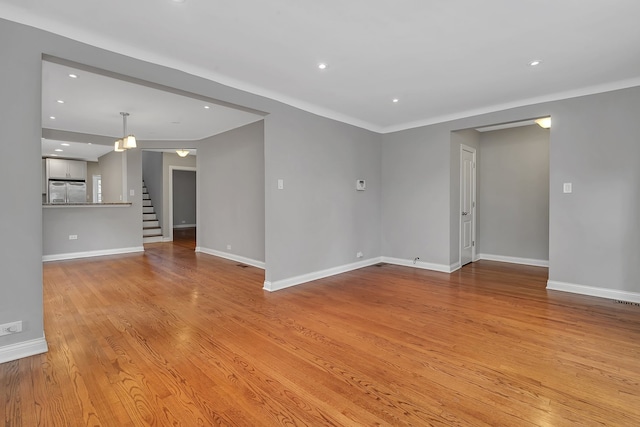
[49,181,87,203]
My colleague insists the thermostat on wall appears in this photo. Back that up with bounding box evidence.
[356,179,366,191]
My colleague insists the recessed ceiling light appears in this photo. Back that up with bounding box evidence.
[55,149,63,152]
[57,99,64,104]
[392,98,399,103]
[61,143,70,146]
[49,116,56,120]
[204,105,210,109]
[68,73,78,79]
[318,63,328,70]
[529,60,542,66]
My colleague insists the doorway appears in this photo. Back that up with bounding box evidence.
[169,166,197,246]
[460,145,476,266]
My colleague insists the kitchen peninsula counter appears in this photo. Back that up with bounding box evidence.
[43,202,132,208]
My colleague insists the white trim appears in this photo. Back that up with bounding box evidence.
[173,223,196,229]
[263,257,383,292]
[162,237,173,242]
[478,253,549,267]
[547,280,640,304]
[449,261,462,272]
[196,247,265,269]
[0,337,48,364]
[382,256,457,273]
[42,246,144,262]
[169,166,196,243]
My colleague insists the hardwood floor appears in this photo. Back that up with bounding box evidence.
[2,246,640,426]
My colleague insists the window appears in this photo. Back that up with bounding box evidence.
[93,175,102,203]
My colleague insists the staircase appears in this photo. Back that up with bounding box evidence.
[142,182,163,244]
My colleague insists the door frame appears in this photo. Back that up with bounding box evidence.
[168,165,197,243]
[459,144,477,266]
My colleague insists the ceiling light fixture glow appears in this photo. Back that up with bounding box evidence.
[57,99,64,104]
[68,73,78,78]
[54,149,63,152]
[204,105,210,109]
[529,60,541,66]
[61,143,70,146]
[49,116,56,120]
[176,150,190,157]
[392,98,399,103]
[114,112,137,152]
[318,63,327,70]
[535,117,551,129]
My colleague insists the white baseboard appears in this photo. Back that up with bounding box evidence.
[478,253,549,267]
[196,247,265,269]
[42,246,144,262]
[162,237,173,242]
[173,224,196,229]
[263,257,383,292]
[381,256,458,273]
[0,337,48,364]
[547,280,640,303]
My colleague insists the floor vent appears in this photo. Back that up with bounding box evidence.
[374,263,386,267]
[614,300,640,307]
[236,264,249,268]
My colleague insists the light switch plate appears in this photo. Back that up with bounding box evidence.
[563,183,572,193]
[277,179,284,190]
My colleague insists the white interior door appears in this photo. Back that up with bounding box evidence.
[461,146,476,266]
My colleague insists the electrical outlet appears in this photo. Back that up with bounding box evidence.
[226,244,231,250]
[0,321,22,337]
[356,251,363,258]
[69,234,78,240]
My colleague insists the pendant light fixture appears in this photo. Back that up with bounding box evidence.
[114,112,137,152]
[176,149,190,157]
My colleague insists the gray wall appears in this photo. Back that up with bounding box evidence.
[86,161,100,202]
[478,125,549,261]
[0,20,44,348]
[265,110,382,283]
[43,206,142,256]
[382,125,451,266]
[98,150,124,203]
[198,121,265,263]
[548,89,640,292]
[142,151,163,227]
[173,170,196,227]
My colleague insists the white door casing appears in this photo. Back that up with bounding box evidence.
[460,146,476,266]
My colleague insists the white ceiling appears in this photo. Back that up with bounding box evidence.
[42,61,265,141]
[41,138,113,162]
[3,1,640,134]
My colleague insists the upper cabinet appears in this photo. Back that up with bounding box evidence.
[46,158,87,181]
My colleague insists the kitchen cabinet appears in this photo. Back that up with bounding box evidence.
[46,158,87,180]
